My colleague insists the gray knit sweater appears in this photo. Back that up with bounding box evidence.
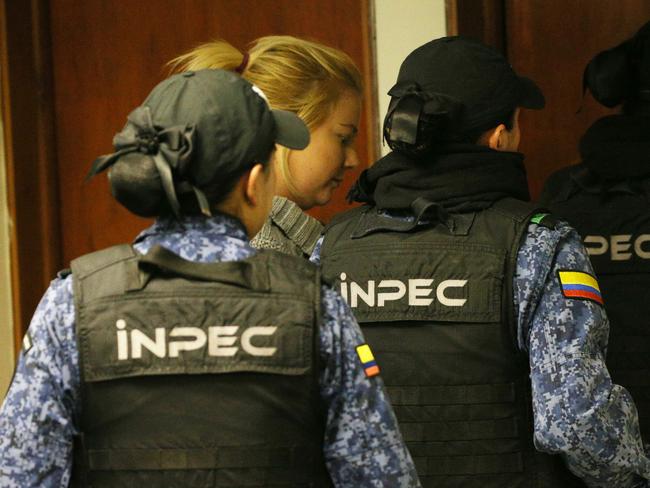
[251,196,323,258]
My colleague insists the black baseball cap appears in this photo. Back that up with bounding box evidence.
[88,69,310,217]
[142,69,309,184]
[392,36,545,132]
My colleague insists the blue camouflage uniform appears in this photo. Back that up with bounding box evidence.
[312,216,650,488]
[0,214,420,488]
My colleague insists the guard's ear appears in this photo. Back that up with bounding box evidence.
[477,123,508,151]
[245,162,276,207]
[487,124,508,150]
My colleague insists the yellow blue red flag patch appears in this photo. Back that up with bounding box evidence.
[356,344,380,378]
[558,270,603,305]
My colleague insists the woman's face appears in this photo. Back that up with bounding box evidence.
[284,89,362,210]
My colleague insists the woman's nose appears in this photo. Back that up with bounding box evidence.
[344,147,360,169]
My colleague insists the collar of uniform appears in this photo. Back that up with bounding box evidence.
[132,212,253,262]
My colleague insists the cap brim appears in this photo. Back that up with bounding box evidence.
[517,76,545,109]
[272,109,310,150]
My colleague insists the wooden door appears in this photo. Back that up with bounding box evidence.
[2,0,376,347]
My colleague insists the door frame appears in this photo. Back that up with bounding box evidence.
[0,0,61,354]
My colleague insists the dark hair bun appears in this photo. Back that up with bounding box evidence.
[584,47,631,108]
[108,153,168,217]
[585,21,650,109]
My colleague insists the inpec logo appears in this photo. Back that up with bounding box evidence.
[584,234,650,261]
[115,320,278,360]
[338,273,468,308]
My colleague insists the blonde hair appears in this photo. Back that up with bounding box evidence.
[169,36,362,198]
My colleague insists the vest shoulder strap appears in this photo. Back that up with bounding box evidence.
[71,244,139,305]
[488,199,542,350]
[323,205,367,233]
[255,248,322,296]
[491,197,561,230]
[71,244,136,279]
[321,205,377,259]
[490,198,539,223]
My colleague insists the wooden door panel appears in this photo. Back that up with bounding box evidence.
[1,0,61,350]
[50,0,374,265]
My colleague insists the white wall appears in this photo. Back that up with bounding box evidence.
[373,0,448,155]
[0,75,15,400]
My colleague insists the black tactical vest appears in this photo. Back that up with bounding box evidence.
[70,244,330,487]
[542,168,650,441]
[320,199,584,488]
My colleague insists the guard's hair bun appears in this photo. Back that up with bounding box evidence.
[584,47,632,108]
[585,21,650,108]
[108,153,167,217]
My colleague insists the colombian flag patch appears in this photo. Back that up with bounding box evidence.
[356,344,380,378]
[558,270,604,305]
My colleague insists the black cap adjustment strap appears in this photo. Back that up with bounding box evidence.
[152,151,180,217]
[175,182,211,217]
[385,81,427,145]
[388,95,423,145]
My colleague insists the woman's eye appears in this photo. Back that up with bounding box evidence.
[338,134,352,146]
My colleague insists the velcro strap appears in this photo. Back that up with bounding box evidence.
[413,452,523,475]
[400,417,518,442]
[387,383,516,406]
[408,438,520,458]
[87,446,312,471]
[393,402,516,423]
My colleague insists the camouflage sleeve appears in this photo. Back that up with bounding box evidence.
[0,276,79,488]
[319,285,420,487]
[515,221,650,487]
[310,235,324,265]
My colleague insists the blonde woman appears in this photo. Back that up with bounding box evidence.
[170,36,362,258]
